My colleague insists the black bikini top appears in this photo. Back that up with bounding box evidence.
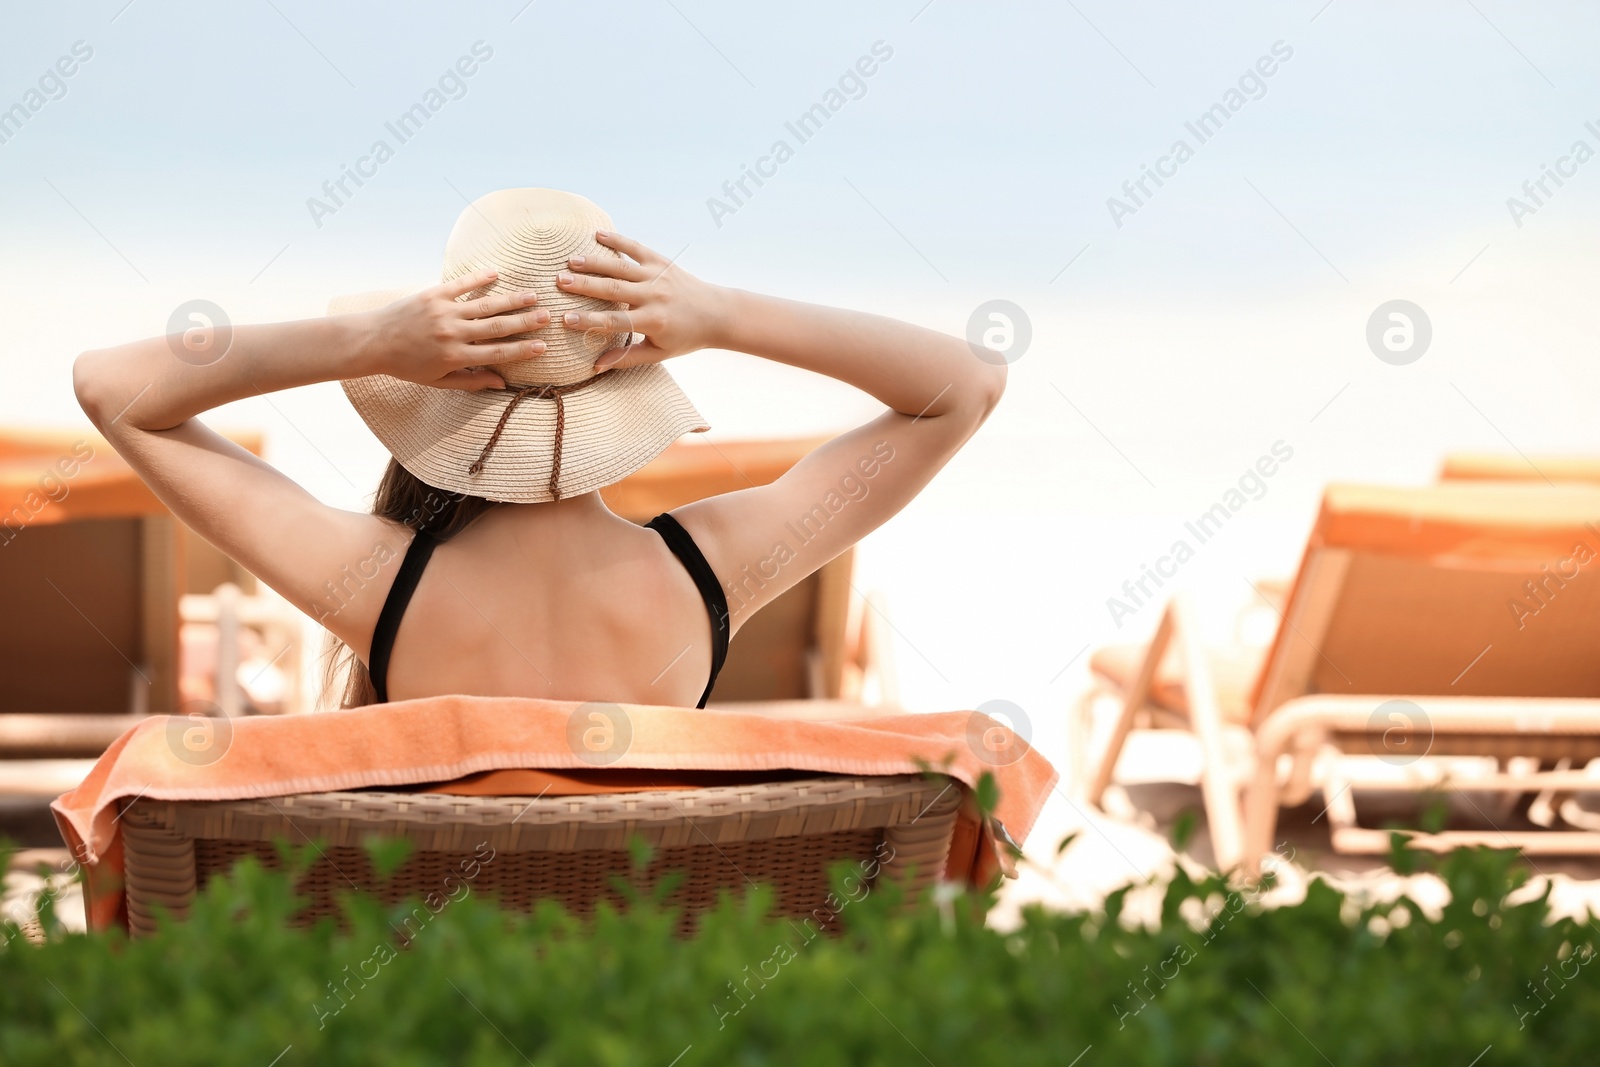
[368,512,730,708]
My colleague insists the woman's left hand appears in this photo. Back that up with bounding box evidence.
[362,269,551,390]
[555,231,728,370]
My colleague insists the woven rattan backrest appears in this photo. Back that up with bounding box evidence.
[119,774,962,938]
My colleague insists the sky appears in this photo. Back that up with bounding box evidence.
[4,0,1599,765]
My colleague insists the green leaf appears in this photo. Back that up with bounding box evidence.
[1170,809,1198,852]
[362,835,414,882]
[974,771,1000,817]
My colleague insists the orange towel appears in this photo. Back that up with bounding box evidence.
[52,696,1057,930]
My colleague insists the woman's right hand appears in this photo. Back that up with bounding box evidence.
[554,232,728,371]
[359,269,551,391]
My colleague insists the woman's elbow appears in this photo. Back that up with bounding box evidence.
[961,360,1006,427]
[977,360,1007,419]
[932,361,1005,435]
[72,350,115,428]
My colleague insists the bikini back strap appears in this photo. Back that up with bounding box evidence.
[645,512,730,709]
[369,528,438,704]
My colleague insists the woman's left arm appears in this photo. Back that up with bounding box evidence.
[72,270,544,655]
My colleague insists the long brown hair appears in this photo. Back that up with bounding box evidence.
[320,458,500,708]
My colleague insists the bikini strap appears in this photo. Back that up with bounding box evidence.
[645,512,730,709]
[369,517,728,707]
[369,528,438,704]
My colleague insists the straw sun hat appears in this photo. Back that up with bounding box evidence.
[328,188,707,504]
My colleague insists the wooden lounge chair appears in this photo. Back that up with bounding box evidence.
[1077,455,1600,789]
[117,772,963,937]
[1085,481,1600,872]
[603,436,895,706]
[0,429,262,795]
[1071,595,1280,804]
[1441,453,1600,485]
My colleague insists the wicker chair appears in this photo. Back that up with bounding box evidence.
[110,436,921,933]
[118,773,964,937]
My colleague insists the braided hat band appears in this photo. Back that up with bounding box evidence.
[465,373,607,500]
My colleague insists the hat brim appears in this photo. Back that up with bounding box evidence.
[341,365,708,504]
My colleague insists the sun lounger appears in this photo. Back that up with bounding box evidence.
[1080,457,1600,791]
[1440,453,1600,484]
[1085,481,1600,872]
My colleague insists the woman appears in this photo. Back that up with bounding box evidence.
[73,189,1005,711]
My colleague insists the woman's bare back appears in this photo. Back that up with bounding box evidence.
[380,496,715,708]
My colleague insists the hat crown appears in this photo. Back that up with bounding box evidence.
[442,188,626,388]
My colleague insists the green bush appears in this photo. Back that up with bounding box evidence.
[1,839,1595,1065]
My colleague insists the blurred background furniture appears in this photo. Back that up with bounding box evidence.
[1080,453,1600,767]
[1083,480,1600,870]
[118,772,962,937]
[0,428,285,819]
[179,584,304,717]
[1078,455,1600,803]
[1440,453,1600,485]
[603,436,898,708]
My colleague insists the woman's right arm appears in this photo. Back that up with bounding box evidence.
[72,271,545,654]
[558,234,1006,629]
[689,291,1006,629]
